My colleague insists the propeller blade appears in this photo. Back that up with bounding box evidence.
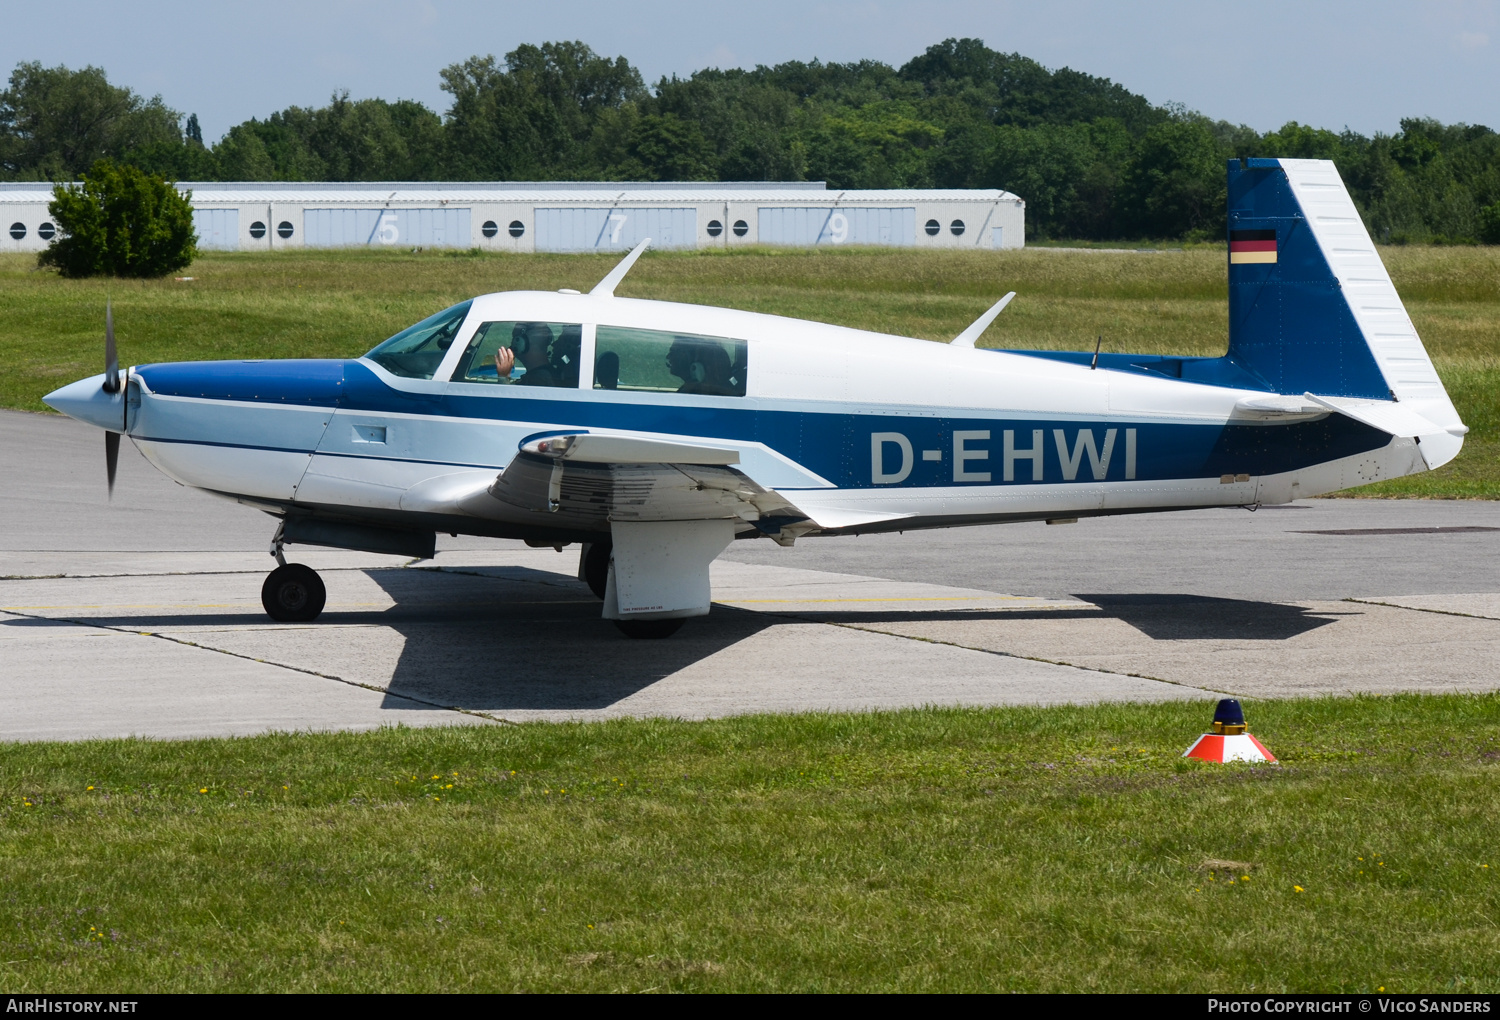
[105,430,119,498]
[103,301,119,393]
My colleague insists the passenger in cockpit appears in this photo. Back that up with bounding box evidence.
[668,338,734,396]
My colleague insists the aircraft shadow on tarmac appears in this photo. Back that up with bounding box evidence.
[4,569,1341,715]
[362,566,776,712]
[780,594,1346,642]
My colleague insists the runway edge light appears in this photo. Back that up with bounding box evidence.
[1182,699,1277,763]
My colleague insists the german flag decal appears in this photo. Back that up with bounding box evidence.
[1230,228,1277,264]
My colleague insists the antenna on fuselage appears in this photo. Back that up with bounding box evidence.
[589,237,652,297]
[950,291,1016,348]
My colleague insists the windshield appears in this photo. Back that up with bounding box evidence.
[364,300,473,379]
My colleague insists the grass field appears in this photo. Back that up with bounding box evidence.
[0,244,1494,497]
[2,695,1498,992]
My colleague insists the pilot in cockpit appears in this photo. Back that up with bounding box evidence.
[494,322,560,386]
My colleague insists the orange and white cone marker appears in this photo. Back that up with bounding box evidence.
[1183,699,1276,763]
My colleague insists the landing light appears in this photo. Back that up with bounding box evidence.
[524,436,575,458]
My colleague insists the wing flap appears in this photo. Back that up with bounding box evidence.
[426,431,885,538]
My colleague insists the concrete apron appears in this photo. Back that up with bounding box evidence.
[3,546,1498,741]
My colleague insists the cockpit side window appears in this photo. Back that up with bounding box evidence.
[449,320,583,388]
[594,326,747,397]
[364,300,473,379]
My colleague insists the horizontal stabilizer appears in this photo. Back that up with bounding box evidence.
[1305,394,1453,438]
[1306,393,1467,471]
[951,292,1015,348]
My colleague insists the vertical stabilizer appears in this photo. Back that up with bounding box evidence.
[1226,158,1460,437]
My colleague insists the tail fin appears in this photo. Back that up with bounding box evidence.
[1226,158,1461,440]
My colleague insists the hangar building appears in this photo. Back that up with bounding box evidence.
[1,181,1024,254]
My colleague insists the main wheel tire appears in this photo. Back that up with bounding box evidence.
[582,539,612,600]
[613,618,685,639]
[261,563,327,622]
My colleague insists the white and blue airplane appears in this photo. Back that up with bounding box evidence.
[45,159,1467,637]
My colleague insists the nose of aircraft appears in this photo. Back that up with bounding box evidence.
[44,373,126,432]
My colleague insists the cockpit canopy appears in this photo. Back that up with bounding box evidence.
[362,299,748,397]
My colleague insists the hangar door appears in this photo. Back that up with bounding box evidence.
[193,208,239,250]
[758,207,915,246]
[303,208,472,247]
[534,208,696,252]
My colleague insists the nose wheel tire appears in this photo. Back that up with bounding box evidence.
[261,563,327,622]
[613,618,685,639]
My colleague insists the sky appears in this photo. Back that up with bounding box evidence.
[1,0,1497,142]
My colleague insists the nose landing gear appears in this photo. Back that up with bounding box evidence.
[263,521,325,622]
[261,562,327,622]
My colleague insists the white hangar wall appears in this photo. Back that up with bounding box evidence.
[0,181,1025,254]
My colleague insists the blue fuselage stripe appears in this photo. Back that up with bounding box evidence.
[135,360,1391,487]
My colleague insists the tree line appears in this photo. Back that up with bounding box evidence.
[3,38,1498,243]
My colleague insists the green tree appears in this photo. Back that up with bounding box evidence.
[0,62,182,180]
[624,113,716,181]
[981,122,1097,239]
[440,42,645,179]
[1477,202,1500,244]
[39,158,196,277]
[1118,118,1227,238]
[806,103,942,188]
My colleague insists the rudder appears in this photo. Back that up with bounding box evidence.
[1226,158,1460,438]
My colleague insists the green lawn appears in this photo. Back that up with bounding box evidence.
[0,244,1495,496]
[2,695,1498,992]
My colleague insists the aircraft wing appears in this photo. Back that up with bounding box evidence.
[417,432,850,542]
[418,431,908,540]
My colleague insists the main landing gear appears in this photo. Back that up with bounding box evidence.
[262,523,326,622]
[580,538,686,640]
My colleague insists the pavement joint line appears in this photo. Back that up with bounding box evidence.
[0,559,578,583]
[1,569,397,581]
[793,615,1232,695]
[1344,597,1500,622]
[0,598,602,612]
[0,606,514,727]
